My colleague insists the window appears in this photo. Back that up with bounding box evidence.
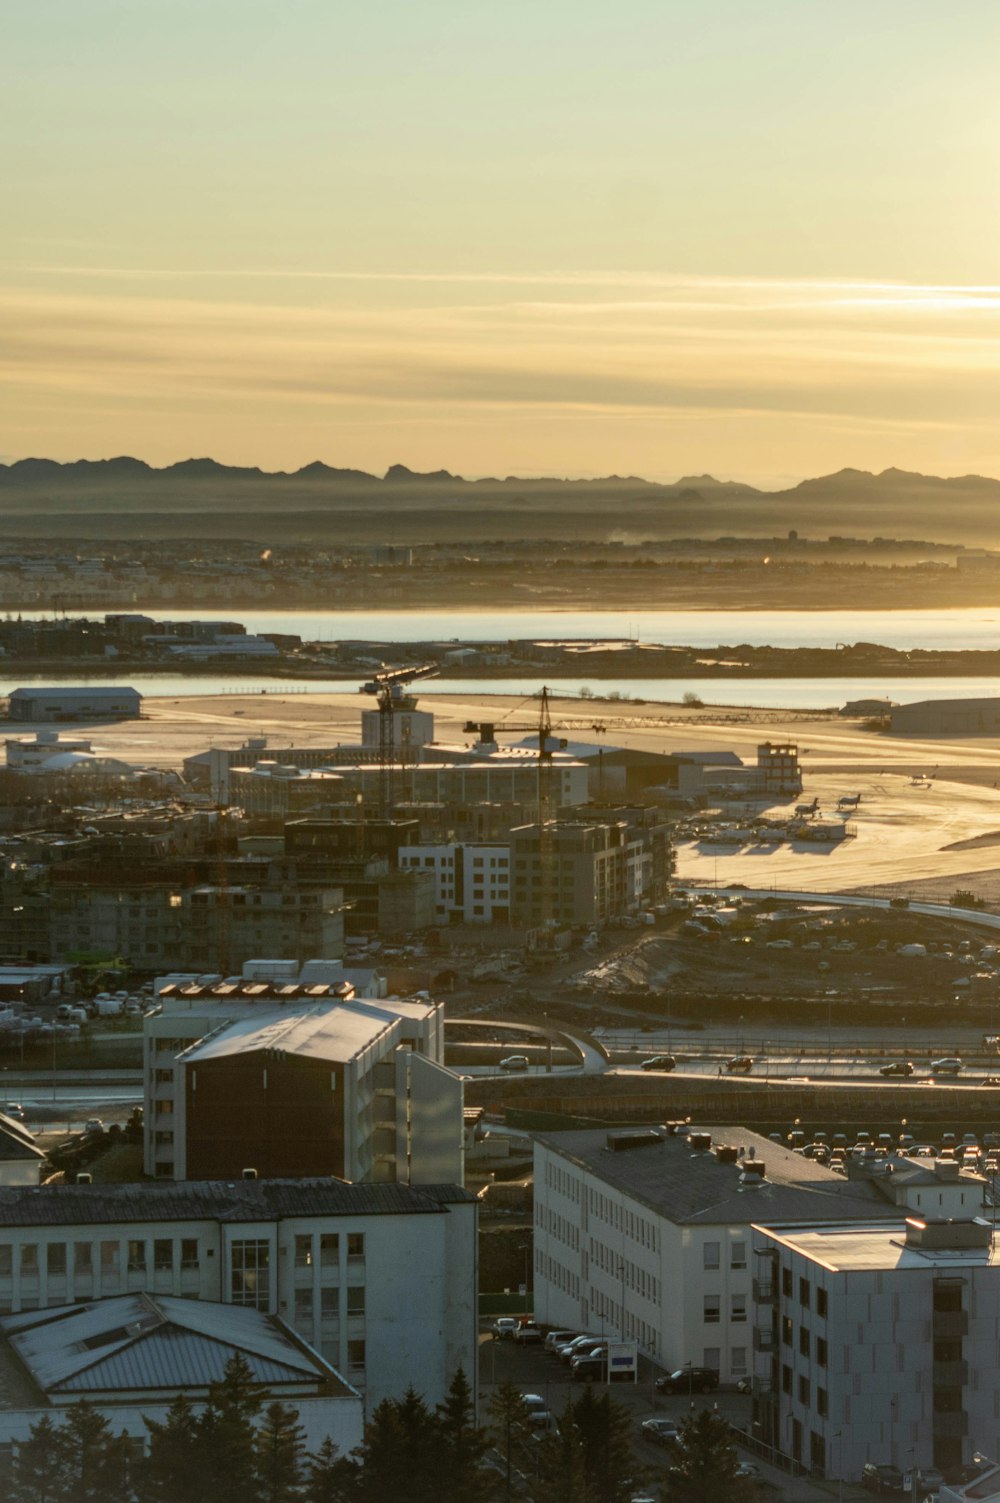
[20,1245,38,1276]
[782,1365,792,1396]
[347,1233,364,1259]
[732,1346,747,1375]
[703,1295,720,1324]
[294,1288,313,1321]
[295,1235,313,1268]
[799,1277,811,1309]
[781,1267,792,1297]
[47,1244,67,1277]
[347,1286,365,1316]
[816,1336,828,1368]
[155,1068,172,1084]
[180,1239,198,1271]
[817,1387,828,1418]
[320,1234,339,1266]
[73,1243,92,1275]
[798,1375,810,1406]
[347,1339,366,1370]
[0,1246,10,1277]
[230,1240,270,1310]
[154,1240,173,1272]
[799,1326,810,1358]
[816,1287,828,1318]
[731,1241,747,1269]
[128,1241,146,1274]
[781,1316,792,1347]
[731,1295,747,1323]
[101,1242,120,1276]
[321,1287,339,1319]
[703,1241,720,1271]
[703,1347,720,1372]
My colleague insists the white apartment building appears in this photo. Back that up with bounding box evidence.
[0,1176,477,1412]
[143,965,461,1186]
[751,1215,1000,1482]
[398,842,512,924]
[533,1126,890,1384]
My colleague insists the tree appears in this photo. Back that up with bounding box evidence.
[138,1393,205,1503]
[303,1438,354,1503]
[555,1387,635,1503]
[434,1367,496,1503]
[9,1414,71,1503]
[59,1402,132,1503]
[352,1388,436,1503]
[661,1406,756,1503]
[198,1353,265,1503]
[255,1401,306,1503]
[486,1381,531,1503]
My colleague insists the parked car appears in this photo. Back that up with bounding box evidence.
[930,1058,963,1075]
[879,1061,914,1077]
[736,1464,762,1480]
[641,1418,679,1448]
[570,1353,607,1382]
[726,1056,754,1074]
[83,1118,104,1135]
[521,1394,553,1430]
[491,1317,520,1340]
[640,1055,676,1072]
[513,1322,543,1344]
[862,1464,905,1493]
[544,1329,577,1353]
[499,1055,530,1072]
[656,1366,719,1394]
[903,1469,943,1496]
[558,1334,601,1363]
[2,1102,25,1121]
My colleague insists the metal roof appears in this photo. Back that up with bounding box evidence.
[0,1177,475,1228]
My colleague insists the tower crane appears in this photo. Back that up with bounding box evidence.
[361,663,438,817]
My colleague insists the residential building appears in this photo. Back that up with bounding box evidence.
[144,966,461,1186]
[0,1176,477,1410]
[510,820,640,926]
[0,1293,363,1458]
[398,842,512,924]
[750,1215,1000,1480]
[532,1126,888,1384]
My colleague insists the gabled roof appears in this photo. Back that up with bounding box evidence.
[0,1113,45,1163]
[0,1292,352,1396]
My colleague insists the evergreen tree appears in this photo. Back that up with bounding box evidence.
[353,1388,436,1503]
[434,1367,497,1503]
[9,1414,71,1503]
[529,1412,587,1503]
[303,1438,355,1503]
[137,1392,205,1503]
[59,1402,132,1503]
[198,1353,265,1503]
[661,1407,756,1503]
[255,1401,306,1503]
[486,1381,531,1503]
[565,1387,635,1503]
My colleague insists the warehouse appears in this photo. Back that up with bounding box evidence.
[890,696,1000,736]
[7,685,142,722]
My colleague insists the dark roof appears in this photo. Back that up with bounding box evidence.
[534,1126,888,1226]
[0,1177,475,1228]
[0,1114,45,1162]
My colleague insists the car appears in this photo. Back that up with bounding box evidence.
[736,1464,762,1481]
[726,1056,754,1074]
[656,1366,719,1394]
[544,1328,577,1353]
[83,1118,104,1135]
[521,1394,553,1430]
[862,1464,905,1494]
[499,1055,530,1072]
[491,1318,520,1340]
[736,1376,754,1393]
[513,1322,543,1344]
[570,1353,608,1382]
[641,1418,680,1448]
[2,1102,25,1121]
[558,1334,601,1362]
[930,1057,962,1075]
[641,1055,676,1072]
[981,1077,1000,1087]
[903,1470,943,1496]
[879,1061,914,1077]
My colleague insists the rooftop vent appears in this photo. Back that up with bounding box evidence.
[76,1172,92,1185]
[904,1217,991,1250]
[740,1161,767,1182]
[242,1167,258,1180]
[688,1132,712,1152]
[715,1145,739,1164]
[606,1129,664,1154]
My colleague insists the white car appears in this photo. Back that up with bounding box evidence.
[930,1057,963,1075]
[499,1055,530,1072]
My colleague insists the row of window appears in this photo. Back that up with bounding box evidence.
[703,1240,747,1271]
[781,1363,828,1415]
[780,1317,828,1365]
[704,1294,746,1324]
[294,1232,364,1266]
[0,1239,199,1278]
[294,1286,365,1318]
[780,1266,828,1317]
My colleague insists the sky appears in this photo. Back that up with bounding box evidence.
[3,0,1000,485]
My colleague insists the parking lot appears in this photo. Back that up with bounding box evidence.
[478,1325,864,1502]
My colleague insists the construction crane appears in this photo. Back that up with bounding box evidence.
[361,663,438,817]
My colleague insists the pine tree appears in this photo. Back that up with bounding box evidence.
[9,1414,71,1503]
[59,1401,132,1503]
[303,1438,356,1503]
[137,1392,205,1503]
[486,1381,531,1503]
[198,1353,266,1503]
[530,1413,587,1503]
[255,1400,306,1503]
[434,1367,497,1503]
[565,1388,635,1503]
[661,1407,757,1503]
[353,1388,436,1503]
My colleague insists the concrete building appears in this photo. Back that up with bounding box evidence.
[7,686,142,722]
[0,1292,363,1459]
[398,842,512,924]
[0,1176,477,1410]
[510,820,644,926]
[891,698,1000,737]
[750,1215,1000,1480]
[532,1125,888,1385]
[144,967,461,1186]
[5,730,94,771]
[756,742,803,795]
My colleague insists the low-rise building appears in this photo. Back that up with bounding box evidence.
[0,1176,477,1410]
[7,687,142,722]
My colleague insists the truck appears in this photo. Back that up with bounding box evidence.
[88,996,123,1017]
[56,1004,88,1024]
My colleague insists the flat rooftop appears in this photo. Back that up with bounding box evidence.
[754,1220,997,1271]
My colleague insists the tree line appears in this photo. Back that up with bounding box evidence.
[5,1355,756,1503]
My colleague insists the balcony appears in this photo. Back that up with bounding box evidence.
[932,1309,969,1339]
[753,1278,777,1304]
[753,1328,777,1352]
[932,1412,969,1439]
[933,1360,969,1387]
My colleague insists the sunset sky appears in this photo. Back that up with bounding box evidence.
[4,0,1000,484]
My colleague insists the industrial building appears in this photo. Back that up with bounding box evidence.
[0,1176,477,1409]
[751,1214,1000,1480]
[7,686,142,722]
[890,697,1000,737]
